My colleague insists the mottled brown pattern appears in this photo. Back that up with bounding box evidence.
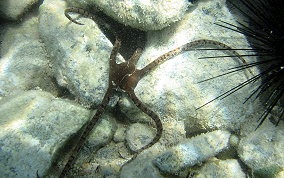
[65,7,95,25]
[59,8,251,177]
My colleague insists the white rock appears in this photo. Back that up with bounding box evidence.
[83,142,127,177]
[126,123,155,152]
[120,152,164,178]
[0,0,40,20]
[69,112,117,174]
[38,0,124,107]
[276,171,284,178]
[87,115,116,149]
[113,124,127,142]
[153,130,231,174]
[160,120,186,147]
[229,134,240,148]
[120,0,262,134]
[0,90,91,177]
[238,120,284,177]
[196,159,246,178]
[120,121,186,177]
[0,16,55,97]
[65,0,190,31]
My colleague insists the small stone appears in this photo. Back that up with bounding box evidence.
[118,96,148,123]
[0,90,91,177]
[88,114,116,149]
[229,134,240,148]
[153,130,231,174]
[92,143,127,174]
[126,123,155,152]
[120,151,164,178]
[74,112,117,164]
[196,159,246,178]
[113,124,126,143]
[160,120,186,147]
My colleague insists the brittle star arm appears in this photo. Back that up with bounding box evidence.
[109,39,162,149]
[119,90,163,172]
[64,7,113,35]
[127,91,163,153]
[129,48,143,65]
[59,88,112,177]
[65,7,96,25]
[130,41,236,151]
[139,39,253,78]
[59,38,122,177]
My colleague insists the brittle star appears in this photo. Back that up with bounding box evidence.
[59,7,253,177]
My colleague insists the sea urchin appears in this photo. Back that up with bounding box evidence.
[199,0,284,128]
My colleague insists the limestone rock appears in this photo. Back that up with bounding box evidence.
[196,159,246,178]
[120,150,164,178]
[113,124,126,143]
[121,120,186,177]
[68,112,117,175]
[38,0,124,107]
[65,0,190,31]
[0,0,41,20]
[75,142,127,177]
[119,0,262,134]
[238,120,284,177]
[125,123,155,152]
[87,115,117,150]
[0,16,55,97]
[0,90,91,177]
[153,130,231,174]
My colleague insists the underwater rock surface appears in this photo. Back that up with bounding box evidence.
[120,150,164,178]
[65,0,190,31]
[119,0,261,134]
[126,123,155,152]
[0,15,55,98]
[196,158,246,178]
[0,0,40,20]
[238,120,284,177]
[39,0,124,107]
[0,90,91,177]
[153,130,231,174]
[67,112,117,176]
[0,0,283,177]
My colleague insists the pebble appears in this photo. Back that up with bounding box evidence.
[74,112,117,165]
[153,130,231,174]
[196,158,246,178]
[113,124,126,143]
[126,123,155,152]
[87,114,116,149]
[120,149,164,178]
